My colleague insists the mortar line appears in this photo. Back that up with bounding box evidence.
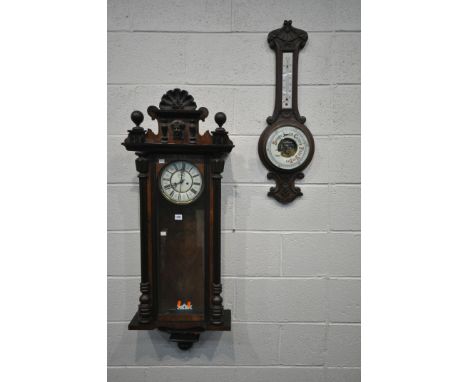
[229,0,233,32]
[107,83,361,87]
[107,275,360,280]
[324,323,330,371]
[107,320,360,325]
[324,86,333,352]
[107,229,140,233]
[232,277,237,322]
[231,184,236,230]
[325,154,332,376]
[224,275,362,280]
[279,234,283,277]
[127,0,134,32]
[328,322,361,326]
[108,133,362,138]
[107,365,341,369]
[107,182,360,186]
[108,229,360,234]
[107,30,361,35]
[278,323,282,364]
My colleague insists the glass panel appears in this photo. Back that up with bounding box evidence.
[157,175,205,319]
[282,52,293,108]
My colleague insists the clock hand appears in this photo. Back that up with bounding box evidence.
[179,170,186,192]
[172,172,185,189]
[172,176,181,188]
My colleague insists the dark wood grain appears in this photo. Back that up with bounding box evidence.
[258,21,315,204]
[123,89,234,350]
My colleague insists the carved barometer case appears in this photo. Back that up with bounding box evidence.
[122,89,234,350]
[258,21,315,203]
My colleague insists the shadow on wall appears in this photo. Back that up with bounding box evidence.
[108,324,273,365]
[145,330,233,362]
[108,325,231,364]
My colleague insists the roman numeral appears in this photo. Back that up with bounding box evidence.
[163,184,171,190]
[170,191,175,197]
[192,174,199,178]
[190,188,197,194]
[193,182,201,186]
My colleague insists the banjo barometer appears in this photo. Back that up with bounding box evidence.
[258,21,315,203]
[122,89,234,350]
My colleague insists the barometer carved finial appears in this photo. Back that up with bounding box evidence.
[267,20,308,51]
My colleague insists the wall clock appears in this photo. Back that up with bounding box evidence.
[258,20,315,203]
[122,88,234,350]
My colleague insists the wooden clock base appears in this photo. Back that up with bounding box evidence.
[128,310,231,350]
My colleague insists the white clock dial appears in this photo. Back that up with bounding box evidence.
[282,52,293,108]
[266,126,310,170]
[159,161,203,205]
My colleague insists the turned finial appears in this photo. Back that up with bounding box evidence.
[131,110,144,128]
[214,112,226,130]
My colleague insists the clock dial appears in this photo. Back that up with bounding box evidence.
[159,161,203,205]
[282,52,293,108]
[265,126,310,170]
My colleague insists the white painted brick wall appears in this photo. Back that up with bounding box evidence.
[131,0,232,32]
[108,0,360,380]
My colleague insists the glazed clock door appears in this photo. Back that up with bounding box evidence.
[155,157,207,322]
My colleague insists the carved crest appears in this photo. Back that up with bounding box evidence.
[159,88,197,110]
[124,88,234,149]
[267,20,308,51]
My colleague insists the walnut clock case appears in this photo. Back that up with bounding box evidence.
[122,89,234,350]
[258,21,315,204]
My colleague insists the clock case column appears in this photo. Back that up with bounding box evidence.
[136,155,152,324]
[122,89,234,350]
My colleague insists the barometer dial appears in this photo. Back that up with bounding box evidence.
[266,126,310,170]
